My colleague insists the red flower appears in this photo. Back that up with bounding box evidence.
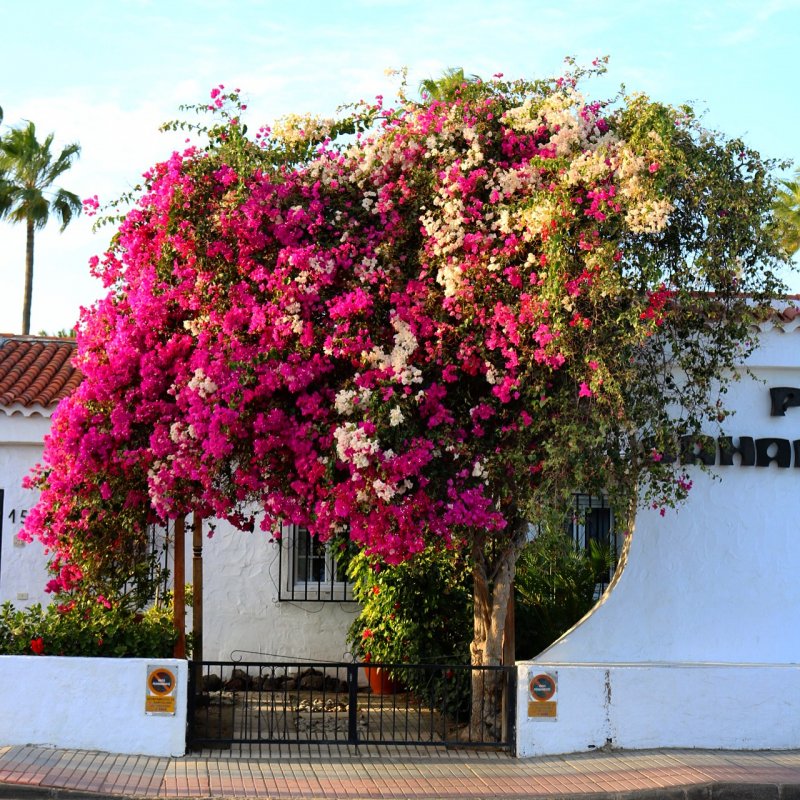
[362,628,373,639]
[30,637,45,655]
[363,652,372,663]
[372,586,380,595]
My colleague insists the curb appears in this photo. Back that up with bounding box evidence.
[0,785,123,800]
[4,781,800,800]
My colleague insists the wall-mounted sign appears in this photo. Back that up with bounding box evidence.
[527,670,557,719]
[770,387,800,416]
[145,665,177,715]
[658,388,800,470]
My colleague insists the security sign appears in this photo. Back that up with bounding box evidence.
[527,670,557,719]
[146,665,177,715]
[529,673,556,701]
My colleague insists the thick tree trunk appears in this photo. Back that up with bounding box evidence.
[21,219,34,335]
[468,520,528,738]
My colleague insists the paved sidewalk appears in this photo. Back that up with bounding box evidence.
[2,743,800,799]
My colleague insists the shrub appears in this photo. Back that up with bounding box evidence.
[514,526,615,658]
[346,547,472,711]
[0,599,178,658]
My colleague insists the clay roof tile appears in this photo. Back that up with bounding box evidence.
[0,336,81,414]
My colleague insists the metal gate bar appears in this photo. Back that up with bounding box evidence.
[187,660,515,751]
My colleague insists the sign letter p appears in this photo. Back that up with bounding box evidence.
[770,387,800,416]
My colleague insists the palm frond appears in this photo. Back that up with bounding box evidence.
[774,169,800,257]
[0,117,81,334]
[52,188,82,231]
[418,67,481,103]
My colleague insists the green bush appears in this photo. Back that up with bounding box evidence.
[514,526,614,658]
[0,599,178,658]
[346,547,473,711]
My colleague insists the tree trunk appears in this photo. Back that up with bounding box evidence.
[468,520,528,738]
[21,218,34,335]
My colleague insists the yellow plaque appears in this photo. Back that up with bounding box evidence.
[145,695,176,714]
[528,700,556,718]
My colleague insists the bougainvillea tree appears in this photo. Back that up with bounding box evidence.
[22,62,789,728]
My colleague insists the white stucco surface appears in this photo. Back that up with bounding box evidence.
[517,322,800,756]
[0,413,51,609]
[189,522,359,664]
[0,657,187,756]
[517,663,800,757]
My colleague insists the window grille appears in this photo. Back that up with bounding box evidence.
[278,525,355,602]
[566,493,618,592]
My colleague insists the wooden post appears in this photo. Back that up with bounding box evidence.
[502,583,516,665]
[172,516,186,658]
[192,514,203,686]
[501,583,516,744]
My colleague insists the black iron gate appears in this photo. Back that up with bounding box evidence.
[187,660,515,751]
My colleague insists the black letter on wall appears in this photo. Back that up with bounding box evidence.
[770,387,800,416]
[755,438,791,467]
[718,436,756,466]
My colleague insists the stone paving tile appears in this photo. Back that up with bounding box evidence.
[9,744,61,786]
[38,747,84,790]
[94,754,129,795]
[4,745,800,798]
[0,745,31,782]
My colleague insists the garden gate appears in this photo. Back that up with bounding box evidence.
[187,659,515,751]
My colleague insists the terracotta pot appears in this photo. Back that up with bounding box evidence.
[365,666,401,695]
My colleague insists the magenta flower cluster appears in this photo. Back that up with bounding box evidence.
[22,77,682,594]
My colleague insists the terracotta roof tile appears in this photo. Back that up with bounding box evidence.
[0,336,81,413]
[773,305,800,323]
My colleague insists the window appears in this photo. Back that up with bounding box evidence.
[565,493,618,592]
[277,525,354,602]
[567,494,614,551]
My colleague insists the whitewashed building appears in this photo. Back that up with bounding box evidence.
[6,309,800,757]
[517,304,800,755]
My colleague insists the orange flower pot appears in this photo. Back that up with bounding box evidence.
[365,666,401,695]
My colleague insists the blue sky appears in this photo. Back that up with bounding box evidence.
[1,0,798,334]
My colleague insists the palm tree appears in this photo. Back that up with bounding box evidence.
[419,68,481,103]
[774,168,800,258]
[0,122,81,334]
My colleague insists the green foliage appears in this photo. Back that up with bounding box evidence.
[774,168,800,257]
[0,119,81,334]
[514,525,615,658]
[0,599,178,658]
[36,328,77,338]
[346,548,472,664]
[346,548,473,711]
[419,67,482,103]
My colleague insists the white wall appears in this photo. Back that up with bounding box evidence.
[0,411,51,608]
[186,521,359,664]
[0,656,187,756]
[517,321,800,756]
[517,663,800,755]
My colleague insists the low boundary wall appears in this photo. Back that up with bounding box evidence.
[0,656,187,756]
[516,662,800,757]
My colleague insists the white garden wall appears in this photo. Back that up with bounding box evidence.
[517,320,800,757]
[0,413,52,609]
[0,657,187,756]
